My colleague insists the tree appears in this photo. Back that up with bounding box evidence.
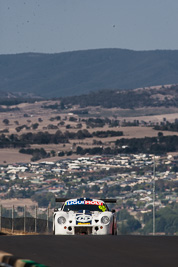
[76,146,84,155]
[103,183,108,195]
[58,151,65,157]
[117,209,131,221]
[127,217,141,232]
[158,132,163,137]
[31,123,39,130]
[51,150,56,157]
[3,119,9,125]
[60,102,65,109]
[32,192,56,207]
[91,185,100,192]
[126,200,135,208]
[119,222,129,234]
[38,118,43,122]
[123,185,131,191]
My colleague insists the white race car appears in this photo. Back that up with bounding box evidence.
[53,197,117,235]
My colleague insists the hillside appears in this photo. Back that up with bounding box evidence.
[60,85,178,109]
[1,49,178,97]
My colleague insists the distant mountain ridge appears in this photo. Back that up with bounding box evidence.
[1,48,178,97]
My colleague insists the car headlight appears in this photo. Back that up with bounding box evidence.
[57,216,66,224]
[101,216,110,225]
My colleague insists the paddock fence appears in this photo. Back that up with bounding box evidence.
[0,205,53,234]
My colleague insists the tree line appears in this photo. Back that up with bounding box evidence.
[75,135,178,155]
[0,129,124,148]
[154,121,178,132]
[142,202,178,235]
[115,135,178,154]
[58,85,178,109]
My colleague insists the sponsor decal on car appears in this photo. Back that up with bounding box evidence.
[76,214,92,225]
[98,205,107,212]
[85,201,103,205]
[77,222,91,225]
[66,200,85,205]
[66,200,104,206]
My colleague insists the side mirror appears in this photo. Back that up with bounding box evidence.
[54,208,61,212]
[111,209,115,213]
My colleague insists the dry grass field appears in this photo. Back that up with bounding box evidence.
[0,100,178,164]
[0,148,31,164]
[0,198,37,207]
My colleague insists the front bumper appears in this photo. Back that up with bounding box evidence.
[55,224,111,235]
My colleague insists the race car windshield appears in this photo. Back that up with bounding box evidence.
[63,204,108,212]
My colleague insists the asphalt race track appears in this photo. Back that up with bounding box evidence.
[0,235,178,267]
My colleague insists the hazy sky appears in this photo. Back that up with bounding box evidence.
[1,0,178,54]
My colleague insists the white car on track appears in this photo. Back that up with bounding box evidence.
[53,197,117,235]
